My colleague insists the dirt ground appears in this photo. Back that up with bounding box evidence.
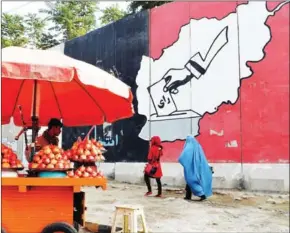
[80,180,289,233]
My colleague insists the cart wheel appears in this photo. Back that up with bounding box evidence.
[41,222,77,233]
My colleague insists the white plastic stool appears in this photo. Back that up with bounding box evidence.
[111,204,148,233]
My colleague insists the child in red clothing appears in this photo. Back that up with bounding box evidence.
[144,136,163,197]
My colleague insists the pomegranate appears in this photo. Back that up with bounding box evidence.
[91,171,97,177]
[50,159,57,165]
[48,153,55,159]
[43,148,51,155]
[76,170,82,177]
[43,158,51,165]
[67,171,74,177]
[83,172,89,178]
[2,162,10,168]
[52,147,60,154]
[55,163,64,169]
[46,164,54,169]
[86,166,93,174]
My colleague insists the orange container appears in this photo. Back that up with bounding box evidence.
[1,177,106,233]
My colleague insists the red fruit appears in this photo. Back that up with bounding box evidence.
[10,154,17,160]
[80,155,86,161]
[79,166,86,172]
[30,163,38,169]
[74,175,80,178]
[37,150,44,157]
[43,158,51,165]
[62,155,68,161]
[73,155,79,161]
[50,159,57,165]
[67,171,74,177]
[58,159,64,164]
[48,153,55,159]
[91,148,98,156]
[66,150,72,158]
[86,166,93,174]
[38,163,46,169]
[2,158,9,163]
[55,153,62,160]
[85,143,92,150]
[91,171,97,177]
[76,170,82,177]
[83,172,89,178]
[84,150,91,156]
[55,163,64,169]
[72,149,78,155]
[46,164,54,169]
[52,147,60,154]
[64,164,70,169]
[88,155,95,162]
[44,148,51,155]
[33,155,41,163]
[77,148,84,156]
[2,149,9,154]
[2,162,10,168]
[10,160,17,166]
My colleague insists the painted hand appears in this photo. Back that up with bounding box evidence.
[162,68,193,94]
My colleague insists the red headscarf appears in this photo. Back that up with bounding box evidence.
[148,136,163,162]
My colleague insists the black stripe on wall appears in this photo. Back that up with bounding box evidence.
[62,10,149,163]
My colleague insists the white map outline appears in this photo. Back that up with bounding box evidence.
[136,1,289,142]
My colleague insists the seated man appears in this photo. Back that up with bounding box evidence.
[25,118,63,161]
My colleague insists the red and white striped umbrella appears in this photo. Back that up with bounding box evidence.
[1,46,134,127]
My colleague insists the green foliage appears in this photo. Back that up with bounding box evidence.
[99,4,126,25]
[2,1,151,49]
[40,1,98,41]
[24,13,46,48]
[37,32,60,50]
[128,1,172,13]
[1,13,28,48]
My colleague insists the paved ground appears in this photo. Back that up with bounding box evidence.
[80,180,289,232]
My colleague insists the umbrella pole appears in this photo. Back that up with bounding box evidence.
[29,80,39,162]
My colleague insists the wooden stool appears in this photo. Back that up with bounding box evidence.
[111,205,148,233]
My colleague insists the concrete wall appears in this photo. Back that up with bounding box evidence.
[24,2,289,192]
[101,162,289,192]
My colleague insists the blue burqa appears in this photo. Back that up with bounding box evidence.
[178,136,212,197]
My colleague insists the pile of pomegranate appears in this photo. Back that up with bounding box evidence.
[1,144,24,169]
[64,138,106,178]
[67,165,104,178]
[67,138,105,163]
[29,145,72,170]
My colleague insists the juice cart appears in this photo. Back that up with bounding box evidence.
[1,46,134,233]
[1,177,107,233]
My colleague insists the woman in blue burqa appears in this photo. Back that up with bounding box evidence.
[178,135,213,201]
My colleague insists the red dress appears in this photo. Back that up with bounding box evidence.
[147,136,163,178]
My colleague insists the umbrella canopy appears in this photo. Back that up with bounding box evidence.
[1,46,134,127]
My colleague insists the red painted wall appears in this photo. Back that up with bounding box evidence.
[150,1,289,163]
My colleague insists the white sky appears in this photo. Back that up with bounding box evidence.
[1,1,130,27]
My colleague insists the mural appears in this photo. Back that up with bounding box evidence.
[62,1,289,164]
[136,1,289,142]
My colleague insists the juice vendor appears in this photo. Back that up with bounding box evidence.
[25,118,63,161]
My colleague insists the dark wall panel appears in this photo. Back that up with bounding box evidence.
[62,11,149,162]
